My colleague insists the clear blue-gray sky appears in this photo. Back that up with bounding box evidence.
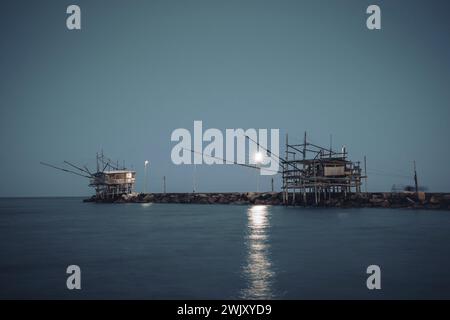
[1,0,449,196]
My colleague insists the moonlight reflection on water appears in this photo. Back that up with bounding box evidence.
[240,205,275,299]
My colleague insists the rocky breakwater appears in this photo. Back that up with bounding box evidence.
[358,192,450,210]
[84,192,283,205]
[83,192,450,210]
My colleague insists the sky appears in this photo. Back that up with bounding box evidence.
[1,0,449,196]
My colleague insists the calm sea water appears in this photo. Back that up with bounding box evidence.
[1,197,450,299]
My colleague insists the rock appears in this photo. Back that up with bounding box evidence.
[246,195,258,204]
[430,196,441,205]
[218,197,229,204]
[143,194,154,202]
[246,192,258,202]
[270,193,279,200]
[260,193,272,200]
[381,200,390,208]
[207,197,217,204]
[121,193,133,201]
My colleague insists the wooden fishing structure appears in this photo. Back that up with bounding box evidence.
[41,152,136,200]
[281,132,365,205]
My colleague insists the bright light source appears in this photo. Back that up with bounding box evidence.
[254,152,264,164]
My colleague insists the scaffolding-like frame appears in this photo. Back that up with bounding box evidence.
[282,132,365,205]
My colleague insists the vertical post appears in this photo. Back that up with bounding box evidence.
[271,177,274,192]
[144,160,149,193]
[256,167,259,192]
[303,131,307,205]
[413,160,419,194]
[193,164,196,193]
[329,134,333,157]
[101,149,104,169]
[303,131,307,160]
[163,176,166,194]
[364,155,368,194]
[314,161,318,205]
[284,133,289,205]
[303,186,306,205]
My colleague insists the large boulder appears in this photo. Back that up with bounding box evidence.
[369,197,384,204]
[381,200,391,208]
[246,192,259,202]
[430,196,441,205]
[260,193,272,200]
[143,194,154,202]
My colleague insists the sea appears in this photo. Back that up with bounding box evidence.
[1,197,450,299]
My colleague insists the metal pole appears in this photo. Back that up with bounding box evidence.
[364,155,367,193]
[193,164,196,193]
[144,161,149,193]
[284,133,289,204]
[329,134,333,157]
[413,160,419,194]
[256,165,260,192]
[303,131,307,160]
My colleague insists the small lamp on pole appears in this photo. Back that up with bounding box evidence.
[144,160,149,193]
